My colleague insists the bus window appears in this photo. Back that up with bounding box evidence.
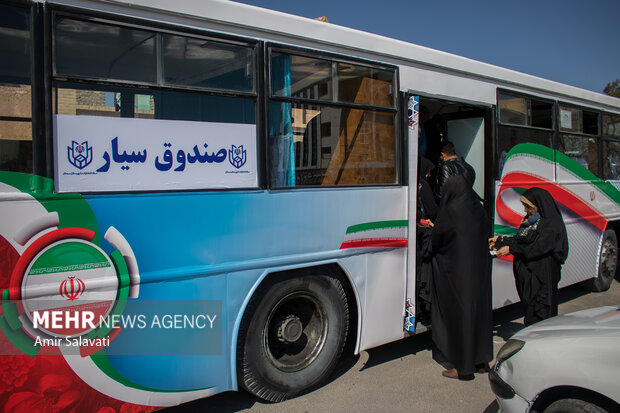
[559,106,582,133]
[271,53,332,100]
[601,114,620,180]
[496,126,553,179]
[269,102,395,187]
[497,92,555,179]
[268,51,397,188]
[55,86,255,124]
[52,17,258,192]
[0,4,32,174]
[559,134,599,177]
[603,114,620,138]
[498,93,527,126]
[337,63,394,107]
[558,106,601,179]
[602,140,620,180]
[163,34,254,92]
[55,18,157,83]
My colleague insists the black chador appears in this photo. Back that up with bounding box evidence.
[498,187,569,325]
[430,176,493,378]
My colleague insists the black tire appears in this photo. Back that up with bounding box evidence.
[544,398,608,413]
[237,270,349,402]
[583,229,617,292]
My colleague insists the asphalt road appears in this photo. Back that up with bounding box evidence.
[164,278,620,413]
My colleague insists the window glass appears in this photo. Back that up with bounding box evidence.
[498,94,527,125]
[603,114,620,137]
[0,4,32,173]
[55,18,156,83]
[269,102,395,187]
[163,35,254,92]
[602,140,620,180]
[559,134,599,177]
[530,99,553,129]
[582,110,599,135]
[56,86,254,124]
[498,93,553,129]
[496,126,552,179]
[271,53,332,100]
[559,106,582,133]
[337,63,394,107]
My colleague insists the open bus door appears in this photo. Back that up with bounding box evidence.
[404,94,491,334]
[405,95,420,333]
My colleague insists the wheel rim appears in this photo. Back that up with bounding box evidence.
[601,236,618,280]
[263,292,328,372]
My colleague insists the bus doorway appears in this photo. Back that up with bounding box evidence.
[417,96,490,201]
[408,95,492,332]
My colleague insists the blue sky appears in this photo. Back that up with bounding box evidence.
[232,0,619,94]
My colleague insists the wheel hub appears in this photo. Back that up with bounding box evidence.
[602,240,617,274]
[276,314,303,343]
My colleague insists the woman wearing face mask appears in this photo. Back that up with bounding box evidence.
[490,187,569,326]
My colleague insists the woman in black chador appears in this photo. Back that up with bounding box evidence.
[490,187,569,326]
[416,157,438,325]
[430,176,493,380]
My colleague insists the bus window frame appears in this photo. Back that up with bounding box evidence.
[47,6,265,193]
[497,88,555,131]
[555,101,603,180]
[51,10,260,97]
[266,43,401,190]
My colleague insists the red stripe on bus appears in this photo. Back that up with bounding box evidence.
[340,238,408,249]
[497,172,607,231]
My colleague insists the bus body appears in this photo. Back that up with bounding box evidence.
[0,0,619,410]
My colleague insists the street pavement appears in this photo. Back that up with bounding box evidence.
[164,278,620,413]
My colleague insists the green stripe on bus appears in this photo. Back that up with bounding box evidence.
[345,220,408,235]
[505,143,620,204]
[493,225,518,236]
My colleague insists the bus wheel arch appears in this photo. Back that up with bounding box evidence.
[236,264,357,402]
[582,226,618,292]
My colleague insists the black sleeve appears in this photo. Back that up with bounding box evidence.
[504,220,556,260]
[419,180,438,220]
[435,164,449,200]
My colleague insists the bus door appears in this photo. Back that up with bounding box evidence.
[404,95,420,333]
[405,94,491,333]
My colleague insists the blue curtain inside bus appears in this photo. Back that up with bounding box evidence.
[269,55,295,187]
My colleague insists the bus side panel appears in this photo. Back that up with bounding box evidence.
[492,143,620,307]
[0,176,408,408]
[355,249,408,351]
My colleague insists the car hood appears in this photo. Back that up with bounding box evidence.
[513,305,620,338]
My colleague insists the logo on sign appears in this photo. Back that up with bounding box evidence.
[229,145,247,169]
[67,141,93,169]
[59,276,86,301]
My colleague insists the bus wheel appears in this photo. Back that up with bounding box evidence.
[237,271,349,402]
[583,229,617,292]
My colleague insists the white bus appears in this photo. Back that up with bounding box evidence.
[0,0,619,410]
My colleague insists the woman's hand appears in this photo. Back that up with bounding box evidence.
[495,245,510,257]
[488,237,498,249]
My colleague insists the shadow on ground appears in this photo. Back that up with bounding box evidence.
[161,283,597,412]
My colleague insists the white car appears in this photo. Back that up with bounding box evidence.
[489,305,620,413]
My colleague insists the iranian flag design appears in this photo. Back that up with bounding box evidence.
[496,143,620,234]
[340,220,408,249]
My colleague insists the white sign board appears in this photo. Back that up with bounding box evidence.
[560,109,572,130]
[54,115,258,192]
